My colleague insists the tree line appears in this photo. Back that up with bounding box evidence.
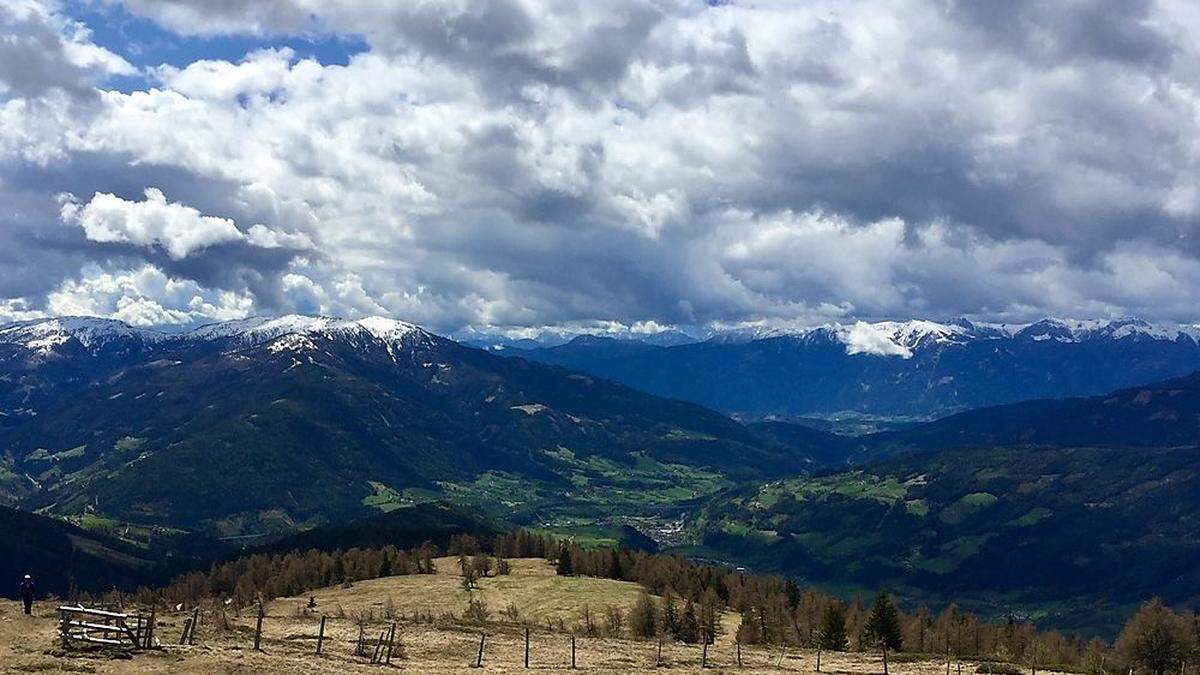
[550,539,1199,674]
[104,529,1200,675]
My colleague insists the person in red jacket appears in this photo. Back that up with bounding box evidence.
[19,575,35,615]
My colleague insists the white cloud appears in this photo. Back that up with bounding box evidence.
[0,298,48,323]
[841,322,914,359]
[44,264,254,326]
[61,188,244,259]
[2,0,1200,331]
[59,188,313,259]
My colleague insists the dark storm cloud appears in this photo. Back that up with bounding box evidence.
[947,0,1176,69]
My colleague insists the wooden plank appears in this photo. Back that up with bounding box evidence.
[188,608,199,645]
[57,606,129,620]
[116,617,140,647]
[63,620,128,633]
[65,634,127,646]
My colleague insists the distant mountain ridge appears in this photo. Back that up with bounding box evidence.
[0,314,810,539]
[866,370,1200,453]
[511,317,1200,418]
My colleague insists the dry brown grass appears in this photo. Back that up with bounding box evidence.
[0,559,1051,674]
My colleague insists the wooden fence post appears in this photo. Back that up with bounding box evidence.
[737,640,742,667]
[385,622,397,665]
[571,634,576,669]
[179,617,192,645]
[371,629,386,663]
[146,608,156,649]
[253,603,264,651]
[525,626,530,668]
[316,615,326,655]
[702,640,709,668]
[189,608,199,645]
[656,638,663,666]
[817,649,822,672]
[356,624,365,657]
[474,633,486,668]
[883,647,889,675]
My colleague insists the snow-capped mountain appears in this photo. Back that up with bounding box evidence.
[0,314,432,358]
[704,317,1200,356]
[185,314,431,351]
[516,317,1200,417]
[6,313,1200,418]
[457,324,697,351]
[0,317,169,354]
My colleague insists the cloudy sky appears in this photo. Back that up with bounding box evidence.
[2,0,1199,335]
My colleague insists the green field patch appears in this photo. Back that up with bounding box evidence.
[722,521,751,536]
[62,514,187,549]
[362,480,410,512]
[663,428,718,441]
[904,499,929,517]
[1009,507,1052,527]
[916,534,994,574]
[25,445,87,462]
[114,436,147,452]
[756,471,910,508]
[939,492,998,525]
[439,471,548,514]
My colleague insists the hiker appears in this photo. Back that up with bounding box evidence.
[19,574,35,615]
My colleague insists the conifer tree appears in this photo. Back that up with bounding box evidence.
[700,586,722,644]
[679,598,701,643]
[630,590,659,638]
[661,588,680,638]
[556,545,574,576]
[818,604,849,651]
[737,608,763,645]
[864,591,904,652]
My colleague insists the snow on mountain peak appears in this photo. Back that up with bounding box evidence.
[0,314,432,357]
[186,314,428,349]
[0,316,168,353]
[701,317,1200,356]
[354,316,423,342]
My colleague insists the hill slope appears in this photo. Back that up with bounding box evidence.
[689,443,1200,633]
[870,370,1200,453]
[0,506,184,598]
[0,316,807,539]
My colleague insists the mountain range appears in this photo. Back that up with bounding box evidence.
[5,313,1200,632]
[510,318,1200,419]
[0,315,807,540]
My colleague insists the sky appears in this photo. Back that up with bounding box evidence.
[2,0,1200,336]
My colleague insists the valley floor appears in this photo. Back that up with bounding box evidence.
[0,558,1035,674]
